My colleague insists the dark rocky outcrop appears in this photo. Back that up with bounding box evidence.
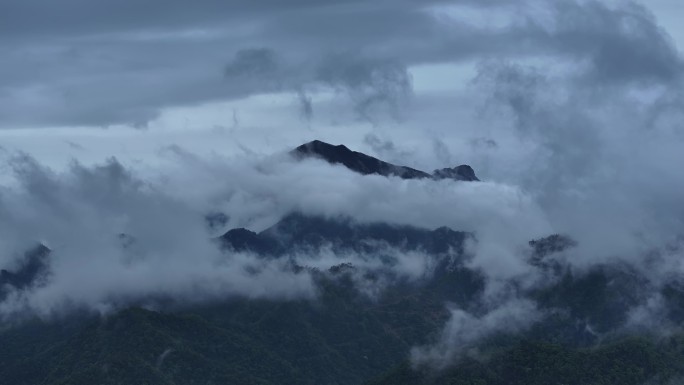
[432,165,480,182]
[292,140,479,182]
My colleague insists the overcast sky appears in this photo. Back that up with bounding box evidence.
[0,0,682,173]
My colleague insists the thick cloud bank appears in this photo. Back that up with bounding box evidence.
[1,0,681,128]
[0,153,545,320]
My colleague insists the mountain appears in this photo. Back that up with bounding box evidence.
[0,243,50,300]
[432,165,479,182]
[3,216,684,384]
[220,212,470,257]
[1,141,683,384]
[292,140,479,181]
[4,224,683,384]
[0,232,479,385]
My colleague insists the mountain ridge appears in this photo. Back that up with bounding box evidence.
[292,140,480,182]
[3,141,683,385]
[220,212,470,257]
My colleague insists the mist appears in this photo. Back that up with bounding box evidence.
[1,0,684,374]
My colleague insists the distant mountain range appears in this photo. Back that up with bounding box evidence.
[1,141,683,385]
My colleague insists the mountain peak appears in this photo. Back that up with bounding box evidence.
[433,165,480,182]
[293,140,431,179]
[292,140,479,182]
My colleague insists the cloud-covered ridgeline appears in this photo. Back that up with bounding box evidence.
[0,127,682,367]
[1,0,684,372]
[0,151,545,320]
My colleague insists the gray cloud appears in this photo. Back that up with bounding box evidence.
[411,299,542,369]
[546,1,682,84]
[400,1,684,368]
[0,156,316,319]
[297,90,314,121]
[224,48,280,80]
[0,147,552,320]
[2,0,681,128]
[0,0,439,127]
[315,55,413,121]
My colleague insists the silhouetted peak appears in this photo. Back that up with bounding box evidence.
[297,139,348,151]
[292,140,480,182]
[292,140,431,180]
[432,165,480,182]
[293,140,353,161]
[222,228,260,245]
[220,228,278,255]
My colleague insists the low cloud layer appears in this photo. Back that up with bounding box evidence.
[0,152,547,320]
[0,157,314,319]
[411,299,542,369]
